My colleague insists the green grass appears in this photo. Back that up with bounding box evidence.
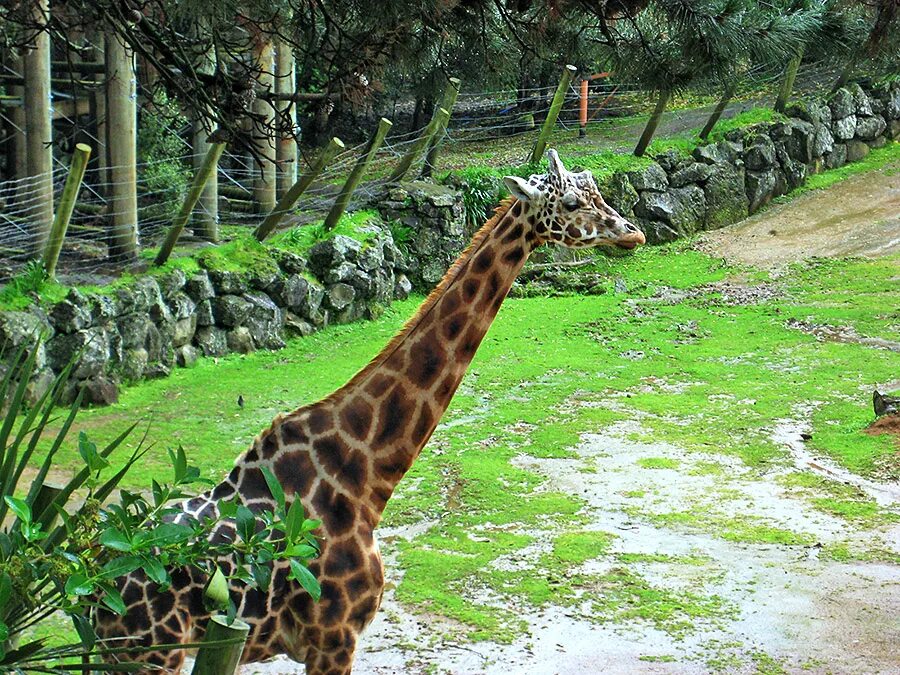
[637,457,680,470]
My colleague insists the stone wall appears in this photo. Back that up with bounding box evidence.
[0,226,410,406]
[600,81,899,243]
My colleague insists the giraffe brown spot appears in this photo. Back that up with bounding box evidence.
[275,449,316,498]
[260,615,277,637]
[375,447,411,481]
[527,214,536,225]
[441,289,461,317]
[349,595,378,629]
[243,588,268,618]
[316,436,368,492]
[163,614,182,633]
[244,446,259,462]
[444,312,465,341]
[474,248,494,273]
[364,372,394,399]
[318,580,349,625]
[369,553,385,586]
[312,482,355,535]
[456,326,481,360]
[412,404,435,447]
[335,650,352,666]
[369,485,392,510]
[462,278,480,301]
[408,331,445,388]
[122,579,143,606]
[280,419,309,446]
[374,386,411,446]
[124,609,151,633]
[382,346,407,372]
[512,201,522,216]
[323,539,363,577]
[341,397,373,441]
[238,467,271,501]
[308,407,333,435]
[503,246,525,265]
[567,224,581,238]
[260,431,279,458]
[435,373,460,406]
[149,590,175,616]
[344,571,370,598]
[213,476,237,501]
[479,271,501,311]
[503,222,524,243]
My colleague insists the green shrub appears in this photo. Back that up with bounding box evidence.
[137,91,190,225]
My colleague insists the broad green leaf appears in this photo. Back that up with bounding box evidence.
[288,559,321,602]
[251,562,272,592]
[142,556,169,587]
[4,496,31,524]
[72,613,97,650]
[78,431,108,473]
[284,499,306,542]
[134,522,193,549]
[99,527,133,552]
[99,584,127,615]
[261,466,286,512]
[100,556,143,580]
[65,573,94,597]
[236,505,255,542]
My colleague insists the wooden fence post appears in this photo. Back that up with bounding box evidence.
[421,77,461,178]
[154,142,226,266]
[191,114,220,241]
[324,118,392,230]
[190,616,250,675]
[529,64,577,165]
[774,50,803,114]
[24,0,54,255]
[254,137,344,242]
[579,78,589,137]
[387,107,450,183]
[105,32,138,260]
[43,144,91,278]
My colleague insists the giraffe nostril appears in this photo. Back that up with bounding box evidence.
[623,221,638,233]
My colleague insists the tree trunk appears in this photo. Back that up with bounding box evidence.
[251,38,277,214]
[774,51,802,113]
[7,51,27,186]
[275,39,298,198]
[191,114,219,241]
[699,83,737,141]
[104,33,138,260]
[832,51,859,93]
[24,0,54,256]
[634,89,669,157]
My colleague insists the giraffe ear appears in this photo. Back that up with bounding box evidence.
[503,176,541,203]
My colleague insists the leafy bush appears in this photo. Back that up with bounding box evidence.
[0,344,320,672]
[137,91,190,225]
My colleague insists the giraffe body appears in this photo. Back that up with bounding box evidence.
[96,150,644,674]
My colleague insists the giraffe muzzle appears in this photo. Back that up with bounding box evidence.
[614,221,646,249]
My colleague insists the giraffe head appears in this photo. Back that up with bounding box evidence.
[503,149,646,250]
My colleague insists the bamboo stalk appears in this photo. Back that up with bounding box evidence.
[634,89,669,157]
[324,118,392,230]
[190,616,250,675]
[529,64,577,165]
[154,142,226,266]
[43,144,91,278]
[422,77,461,178]
[387,107,450,183]
[254,137,345,241]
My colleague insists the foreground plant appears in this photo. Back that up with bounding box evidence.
[0,344,320,673]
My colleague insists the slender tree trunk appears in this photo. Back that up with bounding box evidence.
[774,51,802,113]
[274,39,298,198]
[251,38,276,214]
[7,51,27,186]
[832,51,859,93]
[104,33,138,260]
[699,83,737,141]
[634,89,669,157]
[24,0,55,256]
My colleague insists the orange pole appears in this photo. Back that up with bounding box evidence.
[579,79,588,137]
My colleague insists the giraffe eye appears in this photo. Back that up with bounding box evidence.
[561,193,580,211]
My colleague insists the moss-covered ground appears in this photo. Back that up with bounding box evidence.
[35,236,899,671]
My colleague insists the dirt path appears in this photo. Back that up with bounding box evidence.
[698,164,900,267]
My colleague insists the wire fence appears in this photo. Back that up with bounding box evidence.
[0,59,845,282]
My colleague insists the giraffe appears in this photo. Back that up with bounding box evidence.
[95,149,645,674]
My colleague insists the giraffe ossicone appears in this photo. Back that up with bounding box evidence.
[97,149,644,674]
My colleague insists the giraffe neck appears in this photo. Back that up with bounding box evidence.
[288,199,537,522]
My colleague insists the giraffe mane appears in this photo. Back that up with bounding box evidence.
[321,197,517,403]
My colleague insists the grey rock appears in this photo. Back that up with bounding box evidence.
[825,143,848,170]
[243,292,284,350]
[626,162,668,191]
[781,159,807,192]
[889,120,900,140]
[275,274,309,311]
[25,368,56,406]
[226,326,255,354]
[194,326,228,357]
[212,295,252,328]
[89,294,118,324]
[145,363,171,380]
[635,187,705,235]
[175,344,199,368]
[308,235,362,277]
[284,312,316,337]
[693,140,742,165]
[886,86,900,120]
[250,269,280,292]
[640,220,680,244]
[0,311,49,352]
[847,82,873,116]
[346,269,377,297]
[120,347,148,380]
[773,167,789,198]
[324,283,356,311]
[745,170,776,214]
[771,119,816,164]
[669,162,713,188]
[185,271,215,301]
[785,101,832,127]
[703,162,748,230]
[117,277,162,314]
[173,315,197,348]
[812,122,835,157]
[832,115,857,141]
[325,262,358,284]
[274,250,308,274]
[828,88,854,119]
[743,135,777,171]
[854,115,886,141]
[868,135,888,149]
[157,268,187,297]
[846,139,870,162]
[333,301,367,325]
[394,274,413,300]
[117,314,152,350]
[46,328,110,379]
[195,299,214,327]
[208,269,248,295]
[654,149,683,173]
[357,244,384,272]
[598,172,639,216]
[49,289,92,333]
[166,291,196,321]
[79,376,119,406]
